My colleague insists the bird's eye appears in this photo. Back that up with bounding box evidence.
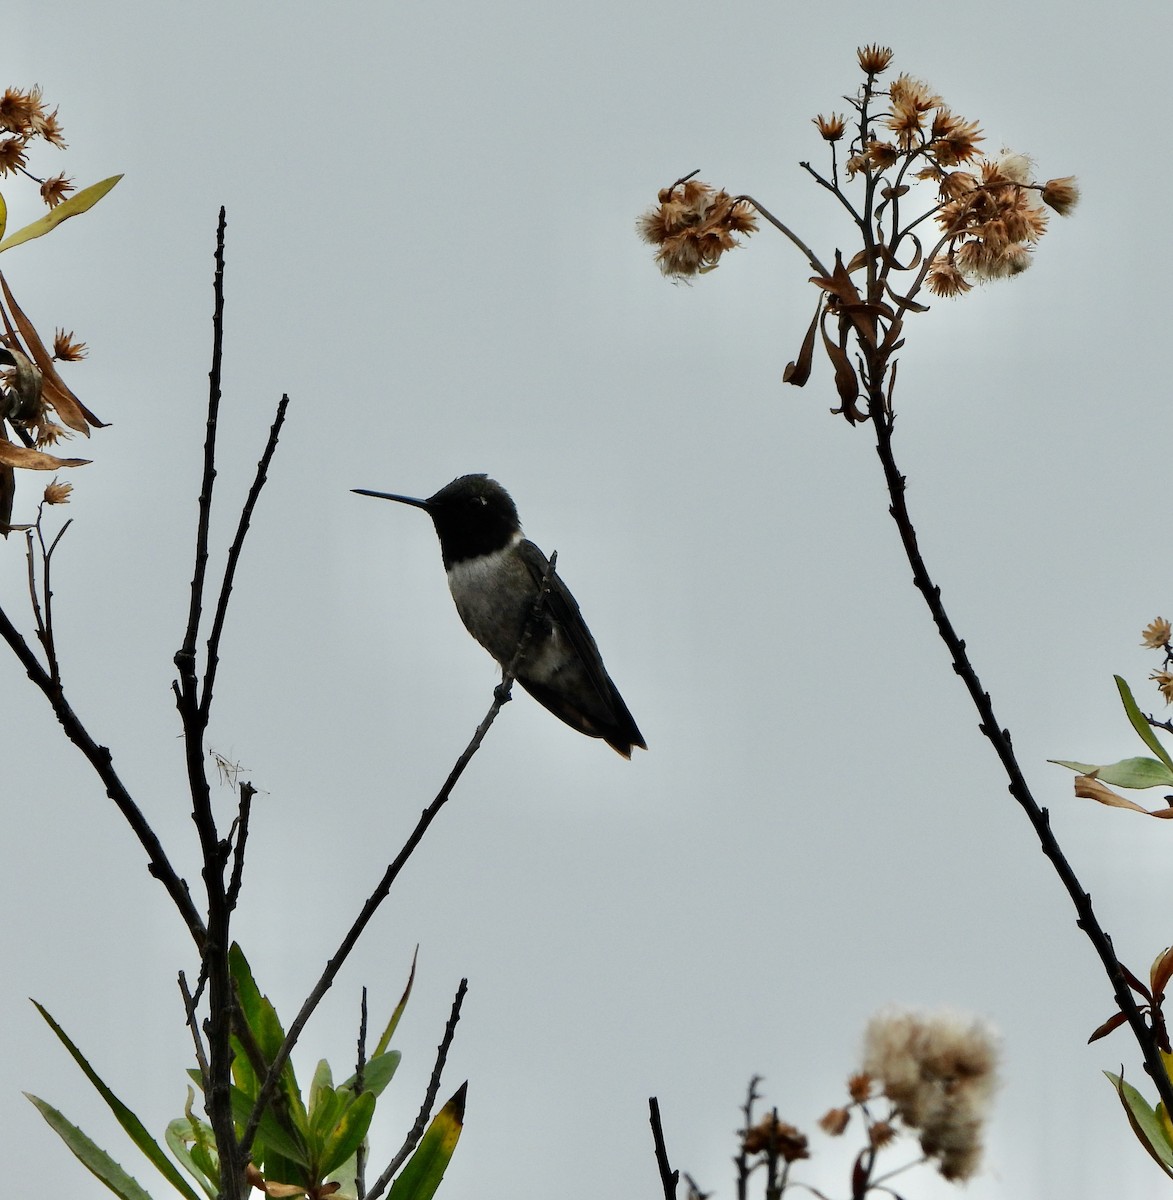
[476,496,487,506]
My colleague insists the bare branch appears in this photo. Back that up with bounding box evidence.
[366,979,469,1200]
[0,601,207,945]
[649,1097,679,1200]
[239,553,559,1160]
[199,394,290,725]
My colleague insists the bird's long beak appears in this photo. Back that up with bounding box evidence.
[351,488,430,511]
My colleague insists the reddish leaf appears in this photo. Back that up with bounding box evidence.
[1088,1011,1130,1043]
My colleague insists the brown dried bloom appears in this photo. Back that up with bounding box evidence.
[1142,618,1172,649]
[869,1120,897,1148]
[34,106,66,149]
[862,1009,998,1183]
[844,153,868,180]
[884,98,927,151]
[40,173,75,209]
[637,179,757,278]
[0,136,28,177]
[857,44,893,75]
[866,140,899,170]
[818,1106,850,1136]
[34,420,69,448]
[1151,670,1173,705]
[1041,175,1080,216]
[929,109,983,165]
[741,1114,809,1162]
[43,478,72,505]
[888,74,942,114]
[0,87,37,134]
[847,1071,873,1103]
[53,328,88,361]
[925,256,973,298]
[812,113,846,142]
[939,170,978,201]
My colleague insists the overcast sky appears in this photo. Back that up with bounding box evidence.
[4,2,1173,1198]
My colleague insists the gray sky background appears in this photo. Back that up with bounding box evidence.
[4,2,1172,1197]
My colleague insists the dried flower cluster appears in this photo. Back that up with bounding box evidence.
[0,277,100,533]
[639,44,1078,315]
[1142,617,1173,702]
[740,1112,809,1162]
[861,1009,998,1181]
[636,176,758,278]
[0,84,73,209]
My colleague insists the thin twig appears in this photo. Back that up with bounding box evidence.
[225,781,255,917]
[733,196,830,278]
[366,979,469,1200]
[0,601,207,945]
[199,394,290,725]
[648,1097,679,1200]
[240,555,559,1160]
[178,970,211,1082]
[175,205,227,705]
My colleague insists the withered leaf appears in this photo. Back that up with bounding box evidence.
[1074,774,1173,817]
[820,312,864,424]
[0,272,106,433]
[783,299,822,388]
[1151,946,1173,999]
[0,440,90,470]
[809,251,863,307]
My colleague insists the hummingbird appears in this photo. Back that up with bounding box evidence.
[353,474,646,758]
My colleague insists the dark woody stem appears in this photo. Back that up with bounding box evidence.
[866,380,1173,1118]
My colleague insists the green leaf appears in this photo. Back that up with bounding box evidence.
[1115,675,1173,772]
[165,1100,219,1200]
[26,1092,157,1200]
[228,944,306,1132]
[0,189,7,243]
[340,1049,401,1099]
[387,1083,466,1200]
[1048,756,1173,789]
[229,1085,308,1167]
[1106,1071,1173,1177]
[375,948,417,1058]
[0,174,122,253]
[319,1091,376,1178]
[32,1001,201,1200]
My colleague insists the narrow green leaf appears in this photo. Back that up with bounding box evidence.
[0,174,122,253]
[1115,676,1173,772]
[376,948,418,1058]
[31,1001,201,1200]
[1106,1071,1173,1176]
[229,944,306,1129]
[1049,760,1100,775]
[319,1091,376,1178]
[387,1083,466,1200]
[340,1049,401,1099]
[1048,756,1173,789]
[26,1092,157,1200]
[0,189,8,243]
